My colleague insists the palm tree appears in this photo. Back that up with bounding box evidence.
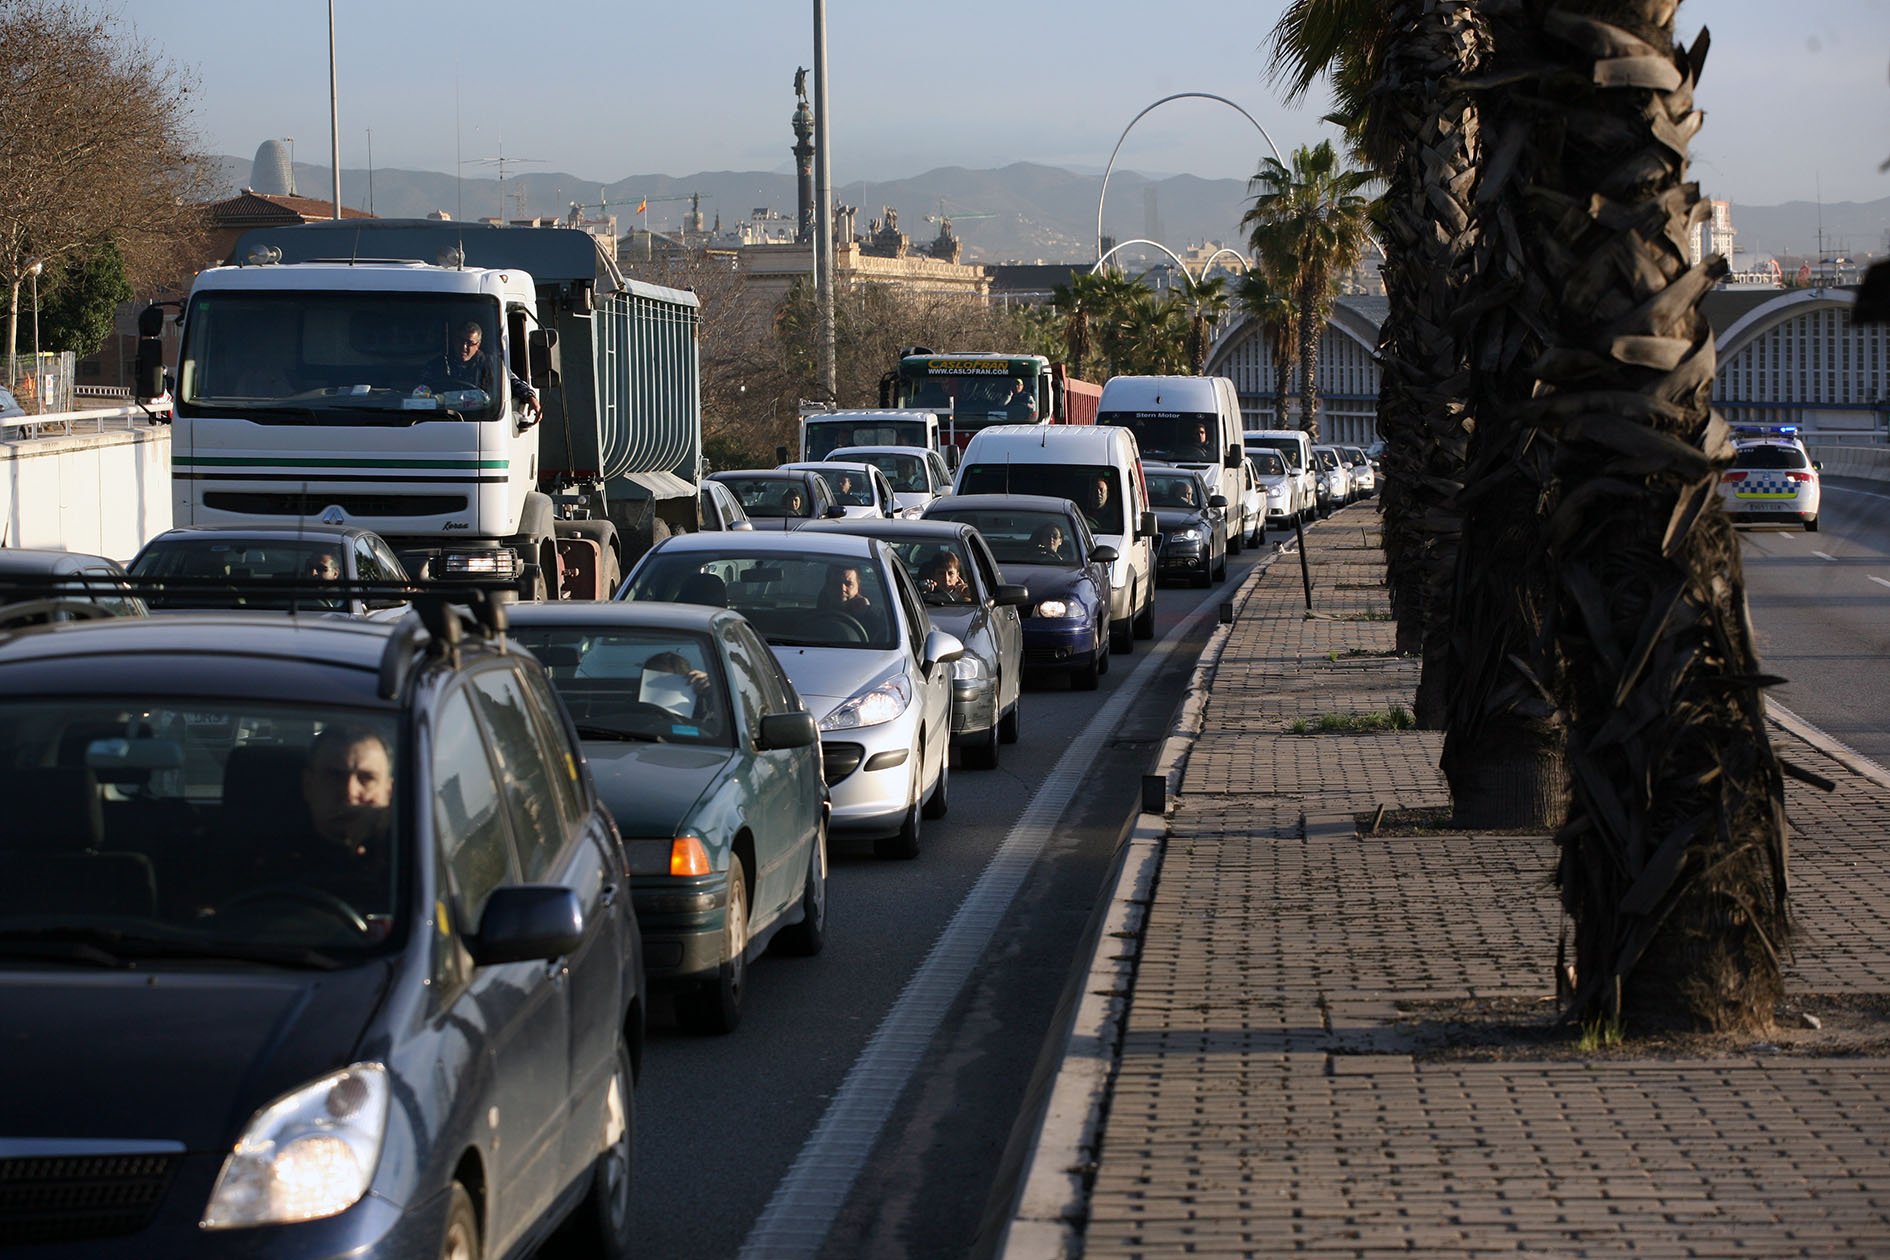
[1241,141,1374,443]
[1501,3,1788,1033]
[1236,268,1299,428]
[1269,0,1485,719]
[1050,270,1116,381]
[1185,275,1232,374]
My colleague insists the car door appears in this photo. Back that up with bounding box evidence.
[716,621,792,924]
[890,559,949,789]
[872,468,898,518]
[426,683,566,1253]
[965,533,1021,717]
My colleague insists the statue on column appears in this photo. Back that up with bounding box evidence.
[794,67,809,103]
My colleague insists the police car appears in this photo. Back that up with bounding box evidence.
[1718,425,1821,532]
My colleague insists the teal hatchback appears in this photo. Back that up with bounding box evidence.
[509,602,828,1034]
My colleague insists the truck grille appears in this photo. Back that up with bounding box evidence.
[0,1151,177,1245]
[203,491,469,517]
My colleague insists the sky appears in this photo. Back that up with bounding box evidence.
[120,1,1890,211]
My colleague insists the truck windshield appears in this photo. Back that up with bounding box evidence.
[805,420,929,459]
[178,291,506,422]
[1099,412,1221,464]
[901,370,1037,422]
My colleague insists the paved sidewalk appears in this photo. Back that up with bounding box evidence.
[1022,510,1890,1258]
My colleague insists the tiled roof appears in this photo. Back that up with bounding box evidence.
[208,190,374,226]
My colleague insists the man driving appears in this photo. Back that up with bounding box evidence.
[437,321,542,421]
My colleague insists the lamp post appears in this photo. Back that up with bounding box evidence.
[328,0,342,219]
[27,258,43,415]
[812,0,835,402]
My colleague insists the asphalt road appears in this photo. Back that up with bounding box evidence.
[536,538,1275,1259]
[1734,475,1890,769]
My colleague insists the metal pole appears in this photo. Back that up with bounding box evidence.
[813,0,835,402]
[29,262,42,415]
[328,0,342,219]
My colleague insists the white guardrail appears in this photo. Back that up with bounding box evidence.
[1809,444,1890,483]
[1,403,173,558]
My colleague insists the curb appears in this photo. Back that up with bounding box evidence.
[1766,699,1890,793]
[996,538,1290,1259]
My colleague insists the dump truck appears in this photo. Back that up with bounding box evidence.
[877,348,1101,451]
[137,218,701,599]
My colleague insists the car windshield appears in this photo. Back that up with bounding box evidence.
[178,290,503,422]
[804,420,929,460]
[807,468,878,508]
[718,476,818,519]
[0,700,404,961]
[887,540,977,606]
[130,538,354,610]
[1099,412,1221,463]
[929,509,1081,567]
[1250,451,1286,477]
[839,451,928,493]
[1247,439,1304,472]
[955,463,1123,535]
[513,628,732,747]
[1732,445,1809,470]
[1147,473,1202,509]
[625,550,899,650]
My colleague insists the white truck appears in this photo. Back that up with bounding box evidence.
[137,219,702,598]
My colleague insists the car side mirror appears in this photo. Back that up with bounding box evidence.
[1208,494,1228,509]
[466,886,584,966]
[1225,443,1242,468]
[757,711,818,751]
[994,583,1030,607]
[1138,511,1158,540]
[1812,460,1823,471]
[922,628,965,669]
[823,505,847,519]
[730,518,756,532]
[942,446,961,470]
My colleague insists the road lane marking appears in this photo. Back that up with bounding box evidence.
[1824,483,1890,504]
[1870,576,1890,592]
[1813,551,1836,561]
[738,586,1228,1260]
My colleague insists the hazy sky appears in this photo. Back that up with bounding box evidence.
[123,1,1889,208]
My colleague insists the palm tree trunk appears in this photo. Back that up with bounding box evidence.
[1523,3,1788,1033]
[1296,276,1322,443]
[1370,0,1486,700]
[1272,336,1294,428]
[1440,0,1567,830]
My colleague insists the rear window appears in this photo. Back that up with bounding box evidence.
[956,463,1122,535]
[1731,445,1808,471]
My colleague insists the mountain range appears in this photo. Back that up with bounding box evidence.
[211,156,1889,266]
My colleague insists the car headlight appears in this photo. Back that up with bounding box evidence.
[201,1063,389,1229]
[1174,527,1202,542]
[901,505,926,519]
[1035,598,1070,618]
[820,674,914,731]
[950,655,988,683]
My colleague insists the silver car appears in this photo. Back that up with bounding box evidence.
[827,445,955,519]
[619,531,962,860]
[804,518,1027,769]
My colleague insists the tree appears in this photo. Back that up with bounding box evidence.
[36,236,132,358]
[1241,142,1374,442]
[1185,275,1231,374]
[1235,267,1299,427]
[1269,0,1487,726]
[1509,2,1788,1034]
[0,2,207,378]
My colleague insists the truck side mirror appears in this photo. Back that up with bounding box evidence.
[527,327,561,392]
[1225,443,1242,468]
[1139,511,1158,540]
[134,303,170,401]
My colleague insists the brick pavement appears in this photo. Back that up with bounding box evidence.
[1081,510,1890,1258]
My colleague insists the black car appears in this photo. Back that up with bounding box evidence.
[129,525,411,616]
[0,599,644,1258]
[923,493,1115,690]
[1144,465,1228,587]
[0,547,146,626]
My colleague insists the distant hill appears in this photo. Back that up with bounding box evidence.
[207,155,1887,265]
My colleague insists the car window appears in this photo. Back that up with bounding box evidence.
[720,628,772,744]
[736,622,795,712]
[468,668,568,881]
[432,687,517,925]
[354,536,393,582]
[625,548,899,650]
[890,561,927,651]
[1731,445,1808,471]
[968,535,1003,594]
[512,626,733,747]
[718,475,819,519]
[515,665,588,828]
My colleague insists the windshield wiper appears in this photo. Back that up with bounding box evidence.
[0,933,130,968]
[0,926,344,970]
[573,723,666,743]
[763,636,831,648]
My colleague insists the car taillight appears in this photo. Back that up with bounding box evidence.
[1786,472,1812,483]
[1721,471,1747,482]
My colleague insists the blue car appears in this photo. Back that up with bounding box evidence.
[923,494,1115,690]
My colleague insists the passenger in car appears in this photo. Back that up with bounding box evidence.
[820,566,872,616]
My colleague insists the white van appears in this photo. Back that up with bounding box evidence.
[1245,429,1317,525]
[954,424,1158,652]
[799,409,952,465]
[1098,376,1252,546]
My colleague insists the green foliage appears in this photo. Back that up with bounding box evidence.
[1047,268,1232,381]
[36,239,133,358]
[1290,707,1414,735]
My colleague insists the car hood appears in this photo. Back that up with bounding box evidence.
[1153,508,1209,532]
[766,644,907,717]
[1000,562,1097,605]
[585,742,734,837]
[892,491,933,514]
[0,961,392,1150]
[744,517,802,531]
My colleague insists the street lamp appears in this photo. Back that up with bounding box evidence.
[26,257,44,415]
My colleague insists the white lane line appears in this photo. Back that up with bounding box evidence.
[1870,576,1890,592]
[1813,551,1836,561]
[1824,483,1890,504]
[737,593,1225,1260]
